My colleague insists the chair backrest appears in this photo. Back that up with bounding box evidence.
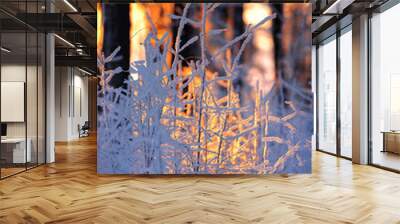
[82,121,90,129]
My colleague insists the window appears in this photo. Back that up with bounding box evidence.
[370,3,400,171]
[317,36,337,154]
[339,27,352,158]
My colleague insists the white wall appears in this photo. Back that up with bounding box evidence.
[1,65,26,139]
[55,67,89,141]
[55,66,69,141]
[1,82,25,122]
[1,64,40,137]
[72,73,89,138]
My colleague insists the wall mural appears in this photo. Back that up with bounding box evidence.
[97,3,312,174]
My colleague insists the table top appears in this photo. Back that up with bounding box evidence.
[1,138,29,143]
[381,131,400,134]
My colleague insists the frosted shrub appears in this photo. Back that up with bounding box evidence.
[98,3,312,174]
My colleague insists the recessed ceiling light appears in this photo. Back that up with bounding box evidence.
[54,34,75,48]
[1,47,11,53]
[322,0,354,15]
[78,67,93,76]
[323,0,341,15]
[63,0,78,12]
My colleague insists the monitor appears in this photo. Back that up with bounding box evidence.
[1,123,7,137]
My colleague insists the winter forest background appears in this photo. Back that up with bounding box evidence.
[97,3,313,174]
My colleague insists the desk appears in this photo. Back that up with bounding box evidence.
[382,131,400,154]
[1,138,31,163]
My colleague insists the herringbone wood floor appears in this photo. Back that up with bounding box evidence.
[1,135,400,224]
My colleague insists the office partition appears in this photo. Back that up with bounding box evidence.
[315,24,353,159]
[0,0,47,179]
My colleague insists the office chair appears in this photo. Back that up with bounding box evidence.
[78,121,90,138]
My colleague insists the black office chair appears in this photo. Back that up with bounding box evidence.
[78,121,90,138]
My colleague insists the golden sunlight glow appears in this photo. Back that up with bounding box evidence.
[129,3,174,71]
[243,3,275,98]
[243,3,273,28]
[129,3,148,63]
[97,3,103,56]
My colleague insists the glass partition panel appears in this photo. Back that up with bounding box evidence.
[27,30,38,169]
[371,3,400,171]
[0,0,47,179]
[317,36,337,154]
[339,28,352,158]
[1,30,27,177]
[38,32,45,165]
